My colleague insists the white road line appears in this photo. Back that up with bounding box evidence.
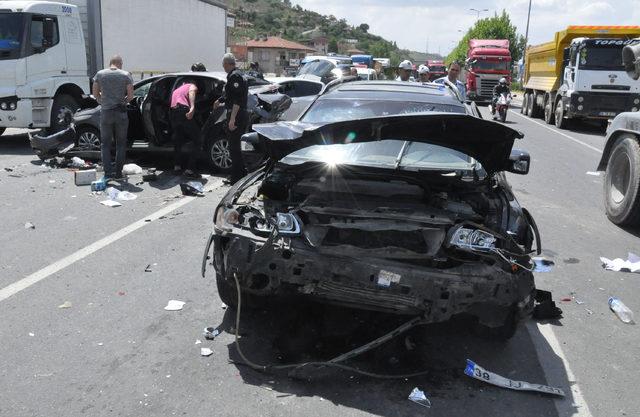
[0,179,223,303]
[509,110,603,154]
[529,322,593,417]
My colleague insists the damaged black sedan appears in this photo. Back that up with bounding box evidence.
[202,113,540,339]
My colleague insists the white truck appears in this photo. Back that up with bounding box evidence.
[0,0,227,135]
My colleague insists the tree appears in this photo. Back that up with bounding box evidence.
[328,39,339,53]
[358,23,369,33]
[447,10,526,64]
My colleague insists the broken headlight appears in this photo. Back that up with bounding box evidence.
[275,212,301,235]
[214,207,240,232]
[449,227,496,250]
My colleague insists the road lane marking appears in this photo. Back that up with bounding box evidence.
[528,322,593,417]
[509,110,603,154]
[0,179,223,303]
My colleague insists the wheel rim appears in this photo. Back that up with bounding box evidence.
[610,150,631,205]
[211,139,232,169]
[78,131,100,150]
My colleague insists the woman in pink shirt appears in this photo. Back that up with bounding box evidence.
[170,79,201,177]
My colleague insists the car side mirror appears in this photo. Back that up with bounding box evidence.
[241,131,259,145]
[507,149,530,175]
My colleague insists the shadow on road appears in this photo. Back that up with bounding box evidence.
[214,299,576,416]
[0,131,33,156]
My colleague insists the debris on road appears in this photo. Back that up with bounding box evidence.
[122,163,143,175]
[70,156,86,168]
[100,199,122,207]
[29,332,35,337]
[203,327,220,340]
[560,297,573,303]
[586,171,601,176]
[164,300,185,311]
[24,222,35,230]
[609,297,635,324]
[91,177,107,192]
[576,299,585,305]
[200,347,214,357]
[4,167,13,172]
[117,291,126,296]
[195,339,202,345]
[106,187,137,201]
[601,253,640,273]
[58,301,72,309]
[533,290,563,320]
[144,264,153,272]
[464,359,565,397]
[180,181,204,196]
[533,257,554,272]
[408,387,431,408]
[74,169,96,186]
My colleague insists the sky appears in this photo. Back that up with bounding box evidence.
[292,0,640,56]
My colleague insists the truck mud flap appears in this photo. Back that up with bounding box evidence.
[201,232,215,277]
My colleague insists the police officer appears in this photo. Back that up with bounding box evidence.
[491,77,511,115]
[213,53,248,183]
[396,60,414,82]
[417,65,430,83]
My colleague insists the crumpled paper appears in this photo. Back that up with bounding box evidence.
[600,252,640,273]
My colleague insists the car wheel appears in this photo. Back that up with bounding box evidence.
[544,96,555,125]
[208,136,233,174]
[521,93,529,115]
[604,135,640,225]
[0,127,5,136]
[554,99,569,129]
[76,126,101,150]
[48,94,79,134]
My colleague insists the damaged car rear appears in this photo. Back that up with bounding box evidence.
[202,113,540,339]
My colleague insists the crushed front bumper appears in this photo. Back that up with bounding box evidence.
[208,231,535,327]
[28,127,75,158]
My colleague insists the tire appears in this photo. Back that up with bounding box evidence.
[554,99,569,129]
[207,136,233,174]
[521,93,529,114]
[544,95,555,125]
[499,107,507,122]
[0,127,5,136]
[75,126,101,150]
[215,272,266,310]
[604,135,640,226]
[48,94,79,134]
[526,93,535,117]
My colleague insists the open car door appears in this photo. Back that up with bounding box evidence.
[142,75,176,146]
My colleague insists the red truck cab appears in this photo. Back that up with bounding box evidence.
[426,60,447,81]
[466,39,512,102]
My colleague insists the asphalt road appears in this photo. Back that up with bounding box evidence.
[0,105,638,417]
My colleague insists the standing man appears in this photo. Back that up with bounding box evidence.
[213,53,248,183]
[434,61,466,101]
[170,79,201,177]
[417,65,431,83]
[396,60,414,82]
[92,55,134,179]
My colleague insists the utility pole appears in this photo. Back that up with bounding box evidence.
[469,8,488,20]
[523,0,532,67]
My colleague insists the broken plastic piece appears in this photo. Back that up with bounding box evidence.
[195,339,202,345]
[601,253,640,273]
[100,199,122,207]
[408,387,431,408]
[180,181,204,196]
[58,301,72,309]
[203,327,220,340]
[464,359,565,397]
[200,347,214,357]
[24,222,35,229]
[164,300,185,311]
[144,264,152,272]
[586,171,600,176]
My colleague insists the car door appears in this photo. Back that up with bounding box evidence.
[126,77,155,143]
[142,75,176,146]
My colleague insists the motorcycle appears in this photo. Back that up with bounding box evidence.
[490,92,512,123]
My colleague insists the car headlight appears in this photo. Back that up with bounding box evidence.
[634,98,640,105]
[215,206,239,232]
[275,212,301,235]
[633,107,639,112]
[450,227,496,250]
[0,102,7,110]
[577,105,584,111]
[577,96,584,103]
[9,102,16,110]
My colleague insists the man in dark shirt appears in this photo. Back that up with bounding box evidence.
[213,53,248,183]
[491,77,511,114]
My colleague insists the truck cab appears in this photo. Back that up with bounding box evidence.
[559,38,640,120]
[465,39,511,103]
[0,1,88,135]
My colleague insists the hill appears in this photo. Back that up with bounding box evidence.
[227,0,442,65]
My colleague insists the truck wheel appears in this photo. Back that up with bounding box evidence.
[526,93,535,117]
[544,96,555,125]
[0,127,5,136]
[75,126,101,150]
[604,135,640,226]
[207,136,233,174]
[554,100,569,129]
[521,93,529,114]
[49,94,79,134]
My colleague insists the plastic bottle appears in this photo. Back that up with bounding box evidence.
[609,297,635,324]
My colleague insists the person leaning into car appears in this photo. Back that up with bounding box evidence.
[213,53,248,183]
[170,79,201,177]
[92,54,134,180]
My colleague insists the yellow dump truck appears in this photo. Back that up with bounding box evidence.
[522,26,640,129]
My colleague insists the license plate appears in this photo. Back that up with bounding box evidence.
[377,270,401,287]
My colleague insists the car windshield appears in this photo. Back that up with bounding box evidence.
[0,13,25,59]
[579,46,625,71]
[301,98,466,123]
[471,60,510,71]
[298,60,335,77]
[280,139,480,172]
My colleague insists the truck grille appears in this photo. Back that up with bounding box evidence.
[479,78,498,98]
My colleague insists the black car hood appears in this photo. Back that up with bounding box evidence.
[252,113,524,174]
